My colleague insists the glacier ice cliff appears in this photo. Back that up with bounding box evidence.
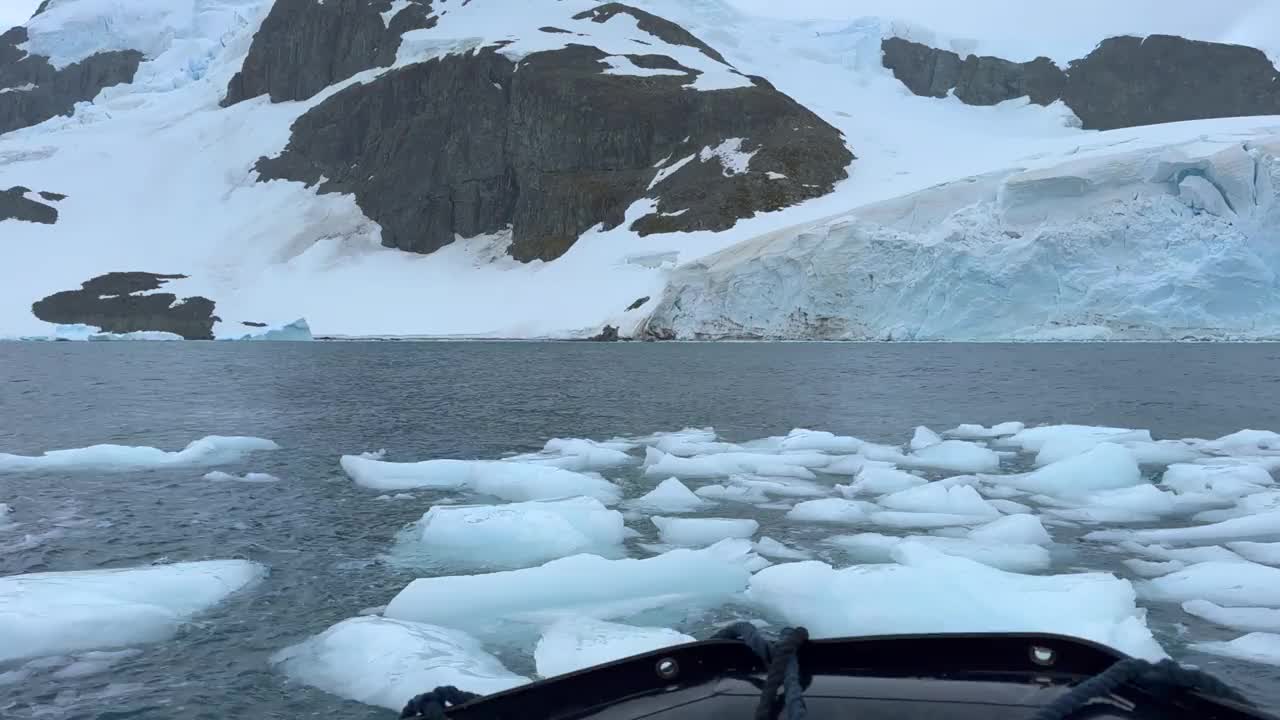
[644,130,1280,341]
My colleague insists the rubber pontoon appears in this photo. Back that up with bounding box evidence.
[400,624,1278,720]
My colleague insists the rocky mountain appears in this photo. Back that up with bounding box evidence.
[1,0,1279,340]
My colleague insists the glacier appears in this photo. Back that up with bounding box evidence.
[645,131,1280,340]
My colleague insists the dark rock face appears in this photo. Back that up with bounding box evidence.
[626,296,650,311]
[1,185,58,224]
[1061,35,1280,130]
[587,324,620,341]
[0,27,144,136]
[881,35,1280,130]
[222,0,436,105]
[37,190,65,201]
[257,26,851,262]
[31,272,219,340]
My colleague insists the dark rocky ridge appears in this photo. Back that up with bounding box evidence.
[253,6,851,262]
[1,185,58,224]
[32,272,219,340]
[0,26,144,136]
[222,0,436,105]
[882,35,1280,130]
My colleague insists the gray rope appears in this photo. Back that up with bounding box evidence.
[713,621,809,720]
[1032,657,1252,720]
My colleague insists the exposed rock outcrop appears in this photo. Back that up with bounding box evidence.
[254,5,851,262]
[0,27,144,136]
[0,185,58,224]
[31,272,219,340]
[882,35,1280,130]
[221,0,436,105]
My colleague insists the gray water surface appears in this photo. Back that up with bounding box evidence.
[2,342,1280,718]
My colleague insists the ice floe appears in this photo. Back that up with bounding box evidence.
[203,471,280,483]
[836,466,926,495]
[395,497,626,568]
[0,436,280,472]
[0,560,265,662]
[746,544,1164,660]
[753,536,812,560]
[909,426,943,451]
[785,498,877,523]
[1183,601,1280,633]
[534,618,693,678]
[1139,561,1280,607]
[896,441,1002,473]
[383,540,759,631]
[1191,633,1280,667]
[877,484,1001,518]
[629,477,713,513]
[272,616,528,709]
[829,533,1050,573]
[942,422,1025,440]
[508,438,635,472]
[340,455,622,503]
[989,443,1142,497]
[652,516,758,547]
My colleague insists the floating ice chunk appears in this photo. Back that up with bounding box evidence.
[403,498,625,568]
[1198,430,1280,455]
[1046,507,1162,524]
[977,484,1025,499]
[1010,425,1147,455]
[1191,633,1280,667]
[340,456,621,503]
[653,438,743,457]
[1043,484,1183,524]
[868,511,994,529]
[779,429,862,453]
[942,422,1025,439]
[652,516,758,547]
[1122,441,1202,466]
[1193,491,1280,522]
[967,514,1052,545]
[1118,542,1244,565]
[1183,600,1280,633]
[1195,455,1280,472]
[836,466,927,496]
[909,426,942,451]
[510,438,634,471]
[1140,561,1280,607]
[1123,559,1185,578]
[1086,511,1280,544]
[785,498,876,524]
[534,618,694,678]
[642,449,821,480]
[1161,464,1273,498]
[633,428,717,445]
[1226,542,1280,566]
[746,544,1164,660]
[754,537,812,560]
[820,456,894,476]
[731,475,829,498]
[272,616,527,710]
[897,441,1001,473]
[203,471,280,483]
[990,443,1141,498]
[384,540,757,631]
[0,560,265,663]
[0,436,280,473]
[878,484,1001,518]
[988,499,1032,515]
[630,478,712,513]
[858,442,909,463]
[1034,430,1154,466]
[695,484,770,504]
[829,533,1049,573]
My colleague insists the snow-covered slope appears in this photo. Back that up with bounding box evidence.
[2,0,1279,339]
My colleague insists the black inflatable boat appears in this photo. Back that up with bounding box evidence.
[400,624,1277,720]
